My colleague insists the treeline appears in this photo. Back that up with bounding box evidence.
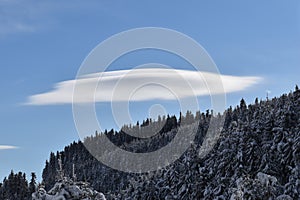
[3,86,299,199]
[117,86,300,199]
[42,109,213,193]
[42,86,300,199]
[0,171,36,200]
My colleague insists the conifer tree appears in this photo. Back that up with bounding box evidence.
[29,172,37,195]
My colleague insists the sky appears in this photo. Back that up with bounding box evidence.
[0,0,300,182]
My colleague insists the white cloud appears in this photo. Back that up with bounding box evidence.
[0,145,19,150]
[26,68,262,105]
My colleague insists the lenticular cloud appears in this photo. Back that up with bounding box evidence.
[26,68,262,105]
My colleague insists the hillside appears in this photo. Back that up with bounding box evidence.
[40,87,300,199]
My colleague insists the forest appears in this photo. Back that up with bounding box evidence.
[1,86,299,199]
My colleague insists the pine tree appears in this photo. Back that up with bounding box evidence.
[0,182,3,199]
[240,98,247,110]
[29,172,37,195]
[255,97,259,105]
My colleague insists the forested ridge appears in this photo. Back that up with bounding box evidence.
[42,87,300,199]
[1,86,300,199]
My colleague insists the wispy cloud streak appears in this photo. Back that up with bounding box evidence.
[0,145,19,150]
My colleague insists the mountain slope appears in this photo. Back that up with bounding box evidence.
[42,88,300,199]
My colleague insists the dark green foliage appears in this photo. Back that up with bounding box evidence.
[0,170,34,200]
[29,172,37,195]
[2,87,300,199]
[41,113,186,193]
[6,87,297,199]
[116,89,300,199]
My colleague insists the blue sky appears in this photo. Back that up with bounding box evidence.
[0,0,300,181]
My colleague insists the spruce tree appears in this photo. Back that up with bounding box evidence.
[29,172,37,195]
